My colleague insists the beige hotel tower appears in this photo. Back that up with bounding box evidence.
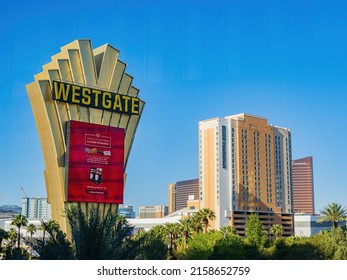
[199,113,294,236]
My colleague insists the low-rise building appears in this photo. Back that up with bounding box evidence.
[294,214,346,237]
[138,205,168,219]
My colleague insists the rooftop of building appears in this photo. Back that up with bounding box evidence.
[225,113,268,121]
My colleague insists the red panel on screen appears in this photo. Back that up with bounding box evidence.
[66,121,124,204]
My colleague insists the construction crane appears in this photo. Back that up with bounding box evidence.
[20,187,27,198]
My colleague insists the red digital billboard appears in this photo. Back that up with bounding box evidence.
[66,120,124,204]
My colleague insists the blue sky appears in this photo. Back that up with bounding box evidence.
[1,0,347,215]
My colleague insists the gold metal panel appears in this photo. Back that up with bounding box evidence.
[118,73,133,94]
[124,101,145,167]
[57,59,72,81]
[117,74,135,130]
[95,44,119,88]
[27,81,68,232]
[38,80,65,167]
[94,44,119,125]
[109,60,126,91]
[129,86,139,97]
[109,60,126,127]
[78,40,103,124]
[56,59,78,120]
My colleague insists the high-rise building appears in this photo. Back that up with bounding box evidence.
[117,205,136,218]
[292,157,315,214]
[199,113,294,236]
[22,197,51,219]
[138,205,168,219]
[168,183,176,214]
[168,179,199,213]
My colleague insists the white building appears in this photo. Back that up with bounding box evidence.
[128,207,198,232]
[22,197,51,220]
[294,214,346,237]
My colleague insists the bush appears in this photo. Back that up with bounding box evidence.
[211,234,247,259]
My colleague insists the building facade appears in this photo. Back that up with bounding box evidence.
[199,113,294,236]
[292,156,315,214]
[168,178,199,213]
[22,197,51,219]
[294,214,345,237]
[117,205,135,218]
[138,205,168,219]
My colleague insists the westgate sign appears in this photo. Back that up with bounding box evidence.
[26,39,145,234]
[52,80,140,115]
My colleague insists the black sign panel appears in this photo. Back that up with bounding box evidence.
[52,80,140,115]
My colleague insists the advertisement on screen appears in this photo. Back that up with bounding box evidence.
[66,120,124,203]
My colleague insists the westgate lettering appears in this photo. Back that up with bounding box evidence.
[52,80,140,115]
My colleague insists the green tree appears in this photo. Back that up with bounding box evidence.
[0,228,8,249]
[65,203,132,260]
[7,228,17,247]
[190,214,203,234]
[164,223,180,256]
[131,228,168,260]
[179,218,193,249]
[220,226,238,237]
[270,224,284,240]
[312,228,347,260]
[211,234,247,260]
[26,223,37,259]
[38,223,47,245]
[11,214,28,248]
[196,208,216,233]
[245,214,267,247]
[183,231,222,260]
[282,236,321,260]
[35,219,73,260]
[317,202,347,229]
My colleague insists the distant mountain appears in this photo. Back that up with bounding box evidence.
[0,205,22,214]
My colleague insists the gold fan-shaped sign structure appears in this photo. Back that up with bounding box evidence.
[26,39,145,233]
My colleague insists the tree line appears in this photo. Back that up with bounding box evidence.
[0,202,347,260]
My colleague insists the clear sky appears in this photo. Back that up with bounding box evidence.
[1,0,347,216]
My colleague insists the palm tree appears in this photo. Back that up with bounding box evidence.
[179,218,192,249]
[38,223,47,245]
[190,214,203,234]
[65,203,132,259]
[11,214,28,248]
[196,208,216,233]
[317,202,347,229]
[164,223,181,253]
[26,223,37,259]
[7,228,17,247]
[220,226,238,237]
[270,224,284,239]
[164,223,179,254]
[37,219,73,260]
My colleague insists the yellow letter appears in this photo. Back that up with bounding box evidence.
[102,92,112,109]
[53,81,70,101]
[113,94,122,111]
[72,85,81,103]
[81,87,91,105]
[131,98,139,114]
[122,96,131,113]
[92,89,102,107]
